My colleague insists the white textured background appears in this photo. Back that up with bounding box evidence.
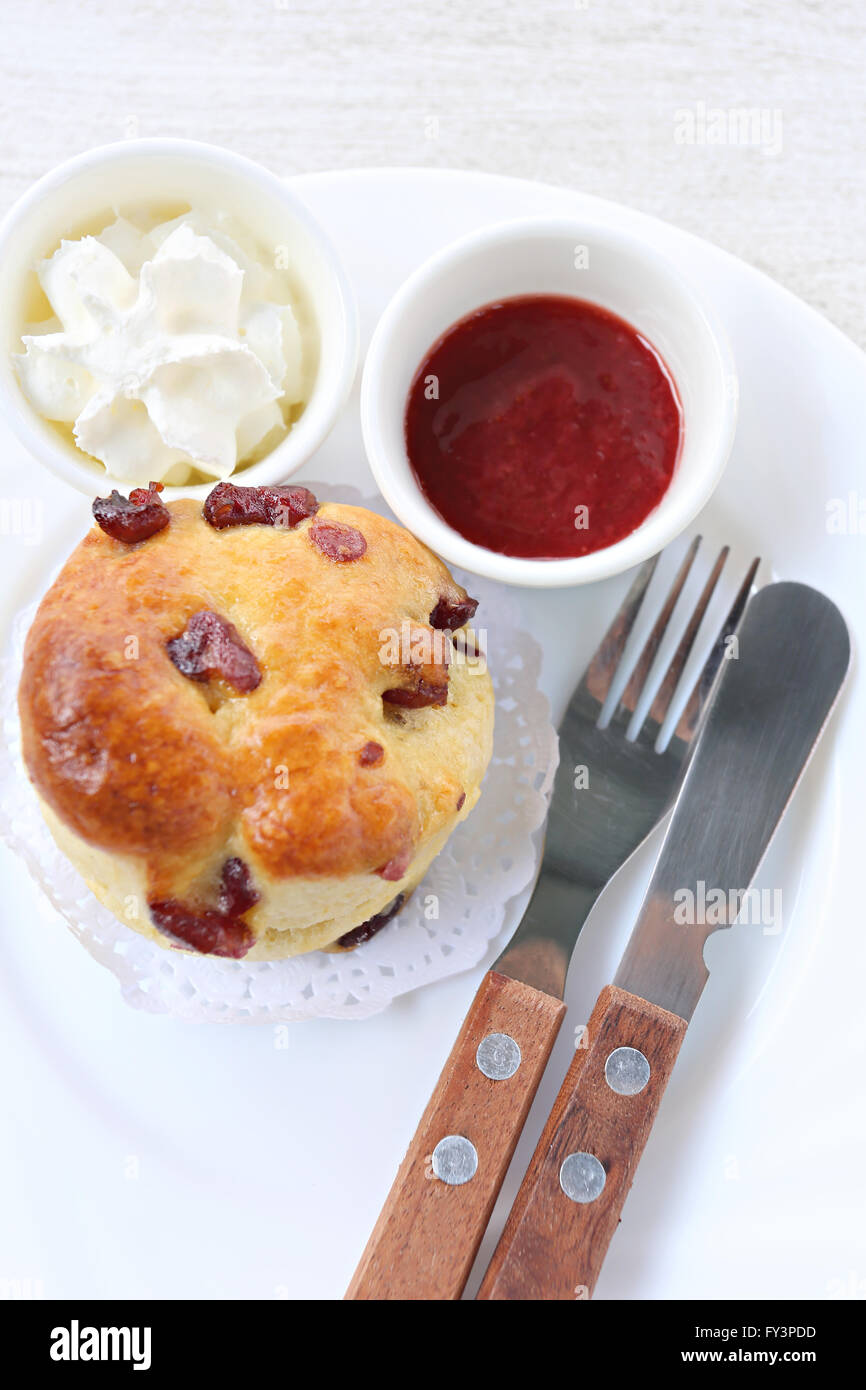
[1,0,864,346]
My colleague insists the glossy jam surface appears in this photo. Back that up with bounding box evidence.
[405,295,682,559]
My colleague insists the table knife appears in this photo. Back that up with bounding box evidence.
[477,580,850,1299]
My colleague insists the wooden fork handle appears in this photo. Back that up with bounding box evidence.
[345,970,566,1300]
[477,984,687,1300]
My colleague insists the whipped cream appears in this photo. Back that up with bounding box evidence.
[15,210,308,484]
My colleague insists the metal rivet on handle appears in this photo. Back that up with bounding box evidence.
[476,1032,522,1080]
[560,1151,606,1204]
[604,1046,651,1096]
[431,1135,478,1185]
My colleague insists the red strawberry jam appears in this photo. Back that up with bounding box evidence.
[405,295,681,559]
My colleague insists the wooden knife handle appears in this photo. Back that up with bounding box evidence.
[345,969,566,1300]
[477,984,687,1300]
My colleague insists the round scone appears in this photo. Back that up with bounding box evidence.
[18,482,494,960]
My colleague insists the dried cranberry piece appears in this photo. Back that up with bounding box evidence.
[203,482,319,530]
[150,856,259,959]
[456,791,466,811]
[358,740,384,767]
[218,857,260,916]
[376,847,412,881]
[309,520,367,562]
[382,622,449,709]
[337,894,405,949]
[92,481,169,543]
[149,901,255,959]
[429,593,478,630]
[382,679,448,709]
[167,610,261,693]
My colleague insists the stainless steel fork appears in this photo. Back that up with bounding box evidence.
[346,540,760,1302]
[496,538,760,998]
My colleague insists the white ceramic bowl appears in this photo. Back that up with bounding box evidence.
[361,217,738,587]
[0,139,358,499]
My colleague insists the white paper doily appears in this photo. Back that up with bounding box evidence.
[0,485,557,1022]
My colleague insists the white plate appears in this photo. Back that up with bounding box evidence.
[0,169,862,1302]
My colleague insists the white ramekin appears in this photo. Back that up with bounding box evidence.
[361,217,738,587]
[0,139,358,499]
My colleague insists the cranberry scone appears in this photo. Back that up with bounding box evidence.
[18,482,494,960]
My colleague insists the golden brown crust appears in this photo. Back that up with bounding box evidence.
[19,497,493,953]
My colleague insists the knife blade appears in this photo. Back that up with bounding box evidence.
[615,580,851,1017]
[478,581,851,1300]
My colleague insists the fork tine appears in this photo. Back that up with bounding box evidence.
[642,544,729,733]
[611,535,702,722]
[581,553,661,705]
[674,555,761,744]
